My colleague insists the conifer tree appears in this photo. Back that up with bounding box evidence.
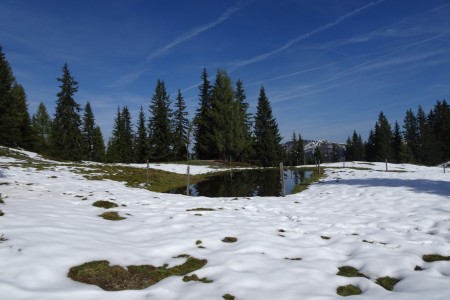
[233,79,252,161]
[0,45,16,147]
[10,83,34,149]
[365,129,376,162]
[287,131,298,166]
[81,101,96,161]
[253,86,282,167]
[32,102,52,154]
[50,63,83,161]
[148,80,173,161]
[428,100,450,162]
[134,106,148,163]
[417,106,439,165]
[314,146,324,163]
[208,69,235,161]
[374,111,393,162]
[297,133,305,165]
[194,68,213,159]
[331,143,339,162]
[391,121,403,163]
[107,106,134,163]
[403,109,418,163]
[173,89,189,161]
[92,126,105,162]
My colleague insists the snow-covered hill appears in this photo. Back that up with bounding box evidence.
[1,149,450,300]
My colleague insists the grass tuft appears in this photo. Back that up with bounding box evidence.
[422,254,450,262]
[68,256,207,291]
[222,237,238,243]
[375,276,400,291]
[186,208,215,211]
[223,294,235,300]
[98,211,125,221]
[337,266,368,278]
[336,284,362,296]
[92,200,118,209]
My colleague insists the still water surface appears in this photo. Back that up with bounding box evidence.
[170,169,313,197]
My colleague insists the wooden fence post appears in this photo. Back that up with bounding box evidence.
[146,160,149,187]
[186,166,190,196]
[279,162,285,197]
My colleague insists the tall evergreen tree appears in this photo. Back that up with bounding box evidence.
[428,100,450,162]
[10,83,34,149]
[331,143,339,162]
[297,133,305,165]
[50,63,83,161]
[287,131,298,166]
[92,126,105,162]
[417,106,439,165]
[391,121,403,163]
[107,106,134,163]
[194,68,213,159]
[148,80,173,161]
[233,79,252,161]
[0,45,16,147]
[345,131,364,161]
[81,101,96,161]
[32,102,52,154]
[173,89,189,161]
[403,109,418,163]
[365,129,376,162]
[374,111,393,162]
[208,69,235,161]
[134,106,148,163]
[253,86,282,167]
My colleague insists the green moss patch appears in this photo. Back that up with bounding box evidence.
[93,200,118,209]
[336,284,362,296]
[223,294,235,300]
[376,276,400,291]
[182,274,213,283]
[98,211,125,221]
[337,266,368,278]
[222,237,237,243]
[68,255,207,291]
[422,254,450,262]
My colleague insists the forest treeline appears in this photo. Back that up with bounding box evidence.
[0,46,284,166]
[1,45,449,167]
[345,103,450,165]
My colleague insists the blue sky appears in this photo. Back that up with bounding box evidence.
[1,0,450,143]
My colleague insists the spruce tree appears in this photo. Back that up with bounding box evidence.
[148,80,173,161]
[81,101,96,161]
[107,106,134,163]
[403,109,418,163]
[173,89,189,161]
[50,63,84,161]
[297,133,305,165]
[374,111,393,162]
[391,121,403,163]
[288,131,298,166]
[208,69,235,161]
[32,102,52,154]
[253,86,282,167]
[0,46,16,147]
[417,106,439,165]
[10,83,34,150]
[233,79,252,161]
[194,68,213,159]
[134,106,149,163]
[365,129,376,162]
[331,143,339,162]
[92,126,105,162]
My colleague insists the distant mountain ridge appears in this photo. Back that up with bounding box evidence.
[284,139,346,163]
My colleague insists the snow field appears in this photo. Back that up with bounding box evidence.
[0,154,449,299]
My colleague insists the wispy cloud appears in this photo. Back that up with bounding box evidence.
[146,1,248,62]
[230,0,384,70]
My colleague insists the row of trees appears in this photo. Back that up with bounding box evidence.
[1,45,284,166]
[107,69,284,166]
[345,101,450,165]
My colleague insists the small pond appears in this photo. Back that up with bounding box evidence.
[169,169,313,197]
